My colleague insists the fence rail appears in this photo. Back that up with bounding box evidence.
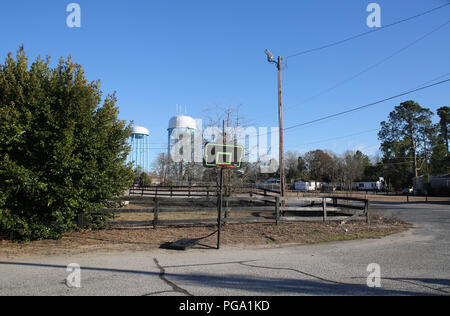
[128,184,285,198]
[85,192,370,228]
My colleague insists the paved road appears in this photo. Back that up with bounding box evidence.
[0,202,449,296]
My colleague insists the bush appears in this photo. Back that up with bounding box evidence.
[138,172,152,187]
[0,48,134,241]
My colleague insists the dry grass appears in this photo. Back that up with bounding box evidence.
[0,214,411,259]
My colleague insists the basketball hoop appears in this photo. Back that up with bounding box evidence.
[203,142,244,249]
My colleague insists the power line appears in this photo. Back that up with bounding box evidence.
[412,72,450,90]
[293,128,379,147]
[285,3,450,59]
[284,19,450,111]
[237,74,450,144]
[283,78,450,132]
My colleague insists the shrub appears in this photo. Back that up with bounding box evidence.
[0,48,134,241]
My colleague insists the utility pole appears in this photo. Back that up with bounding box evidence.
[265,50,286,201]
[277,56,286,201]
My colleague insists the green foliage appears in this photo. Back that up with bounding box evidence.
[431,106,450,174]
[138,172,152,187]
[0,48,134,241]
[437,106,449,153]
[285,153,309,182]
[378,100,434,189]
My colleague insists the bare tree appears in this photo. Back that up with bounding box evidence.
[203,104,252,194]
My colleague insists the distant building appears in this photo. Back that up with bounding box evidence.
[127,126,150,172]
[414,174,450,194]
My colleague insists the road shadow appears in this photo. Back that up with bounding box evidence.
[0,261,446,296]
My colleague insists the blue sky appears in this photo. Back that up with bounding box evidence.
[1,0,449,159]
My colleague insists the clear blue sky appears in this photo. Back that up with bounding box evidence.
[1,0,449,159]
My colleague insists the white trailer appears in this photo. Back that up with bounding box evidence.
[352,181,383,191]
[294,181,320,191]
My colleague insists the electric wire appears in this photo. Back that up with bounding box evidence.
[283,78,450,132]
[285,3,450,59]
[284,19,450,111]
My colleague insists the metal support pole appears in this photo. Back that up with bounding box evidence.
[217,167,224,250]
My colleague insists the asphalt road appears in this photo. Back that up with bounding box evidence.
[0,202,449,296]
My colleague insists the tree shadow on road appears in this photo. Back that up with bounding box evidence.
[0,261,446,296]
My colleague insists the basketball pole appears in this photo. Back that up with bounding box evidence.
[217,166,224,250]
[217,120,226,250]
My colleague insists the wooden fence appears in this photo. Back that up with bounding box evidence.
[129,185,219,198]
[279,196,370,224]
[87,194,370,229]
[128,184,281,199]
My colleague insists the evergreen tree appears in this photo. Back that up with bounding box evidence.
[0,48,134,240]
[378,100,433,189]
[430,106,450,175]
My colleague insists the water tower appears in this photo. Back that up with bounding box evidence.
[168,115,197,161]
[127,126,150,172]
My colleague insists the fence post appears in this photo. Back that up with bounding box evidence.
[224,197,229,223]
[170,186,173,197]
[365,200,370,224]
[141,186,144,197]
[188,185,191,197]
[322,198,327,222]
[275,196,280,225]
[153,198,159,229]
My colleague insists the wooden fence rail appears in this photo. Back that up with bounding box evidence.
[84,194,370,229]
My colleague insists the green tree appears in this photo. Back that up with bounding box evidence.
[296,156,309,181]
[0,48,134,241]
[429,107,450,175]
[138,172,152,187]
[437,106,449,154]
[378,100,433,190]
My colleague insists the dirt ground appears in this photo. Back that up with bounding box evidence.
[0,215,411,259]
